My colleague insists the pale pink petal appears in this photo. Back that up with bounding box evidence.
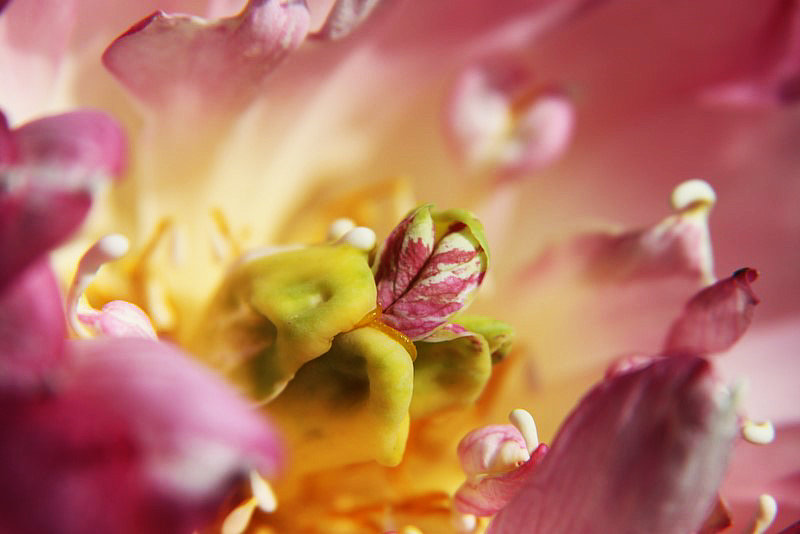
[457,424,528,479]
[489,356,738,534]
[78,300,158,340]
[505,186,712,383]
[722,424,800,533]
[455,444,548,517]
[0,337,282,534]
[0,110,126,287]
[312,0,388,40]
[717,318,800,424]
[0,0,74,122]
[664,268,760,356]
[0,261,65,390]
[445,57,575,179]
[102,0,310,113]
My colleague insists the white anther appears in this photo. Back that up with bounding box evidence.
[750,494,777,534]
[339,226,376,251]
[509,408,539,454]
[670,179,717,212]
[327,217,356,241]
[221,497,257,534]
[249,470,277,513]
[67,234,130,338]
[742,420,775,445]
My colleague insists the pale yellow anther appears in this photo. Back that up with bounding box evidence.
[67,234,130,338]
[249,470,277,513]
[452,509,478,534]
[221,497,257,534]
[670,179,716,212]
[749,494,777,534]
[328,217,356,241]
[509,408,539,454]
[338,226,376,251]
[401,526,424,534]
[742,420,775,445]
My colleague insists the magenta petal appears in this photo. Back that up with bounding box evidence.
[489,356,737,534]
[102,0,310,112]
[0,110,126,287]
[312,0,386,40]
[0,262,65,390]
[664,268,760,356]
[12,110,127,175]
[0,337,282,534]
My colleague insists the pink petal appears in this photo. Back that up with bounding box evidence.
[456,444,548,517]
[702,1,800,107]
[489,356,738,534]
[78,300,158,340]
[312,0,388,40]
[664,268,760,356]
[0,337,282,534]
[102,0,310,113]
[445,57,575,180]
[0,261,65,390]
[0,110,126,288]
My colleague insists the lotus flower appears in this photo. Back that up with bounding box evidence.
[1,0,799,533]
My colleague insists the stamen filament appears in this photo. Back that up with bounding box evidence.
[67,234,130,338]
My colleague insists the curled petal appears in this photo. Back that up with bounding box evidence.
[102,0,311,113]
[456,444,548,517]
[664,268,760,356]
[0,110,126,288]
[445,58,575,179]
[373,206,489,340]
[312,0,387,40]
[78,300,158,340]
[0,262,65,390]
[0,337,282,534]
[489,356,738,534]
[457,424,529,479]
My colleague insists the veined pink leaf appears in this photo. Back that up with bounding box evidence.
[373,206,489,340]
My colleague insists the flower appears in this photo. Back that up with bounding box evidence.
[2,0,800,533]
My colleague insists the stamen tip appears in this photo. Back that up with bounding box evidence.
[742,420,775,445]
[97,233,130,259]
[340,226,376,251]
[670,179,716,212]
[328,217,356,241]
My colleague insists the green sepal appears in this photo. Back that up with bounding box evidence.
[452,315,514,363]
[410,327,492,419]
